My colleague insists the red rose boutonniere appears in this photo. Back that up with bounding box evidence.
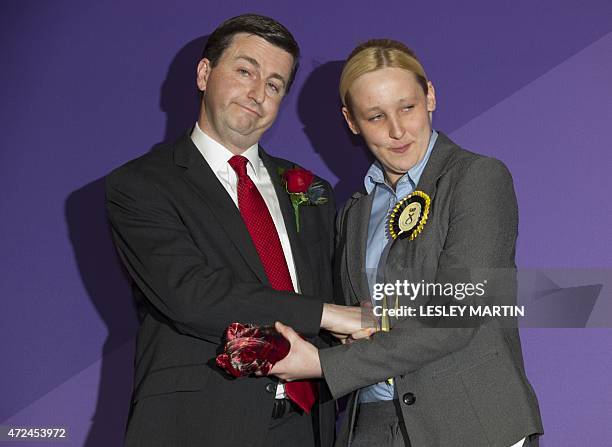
[279,166,328,232]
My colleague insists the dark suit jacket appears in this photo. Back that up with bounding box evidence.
[320,132,544,447]
[105,131,336,447]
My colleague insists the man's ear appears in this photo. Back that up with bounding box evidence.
[342,106,360,135]
[426,81,436,113]
[196,58,212,92]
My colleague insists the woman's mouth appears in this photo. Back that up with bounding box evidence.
[389,144,410,154]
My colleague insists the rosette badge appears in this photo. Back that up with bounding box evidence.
[388,191,431,240]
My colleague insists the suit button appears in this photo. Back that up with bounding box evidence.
[402,392,416,405]
[265,383,276,394]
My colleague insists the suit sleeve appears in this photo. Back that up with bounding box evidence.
[319,157,519,398]
[105,166,325,344]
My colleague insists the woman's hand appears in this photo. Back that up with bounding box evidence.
[331,327,379,344]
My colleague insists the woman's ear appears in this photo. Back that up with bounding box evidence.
[342,106,360,135]
[426,81,436,113]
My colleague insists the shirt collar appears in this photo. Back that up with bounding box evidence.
[190,121,261,178]
[364,130,438,194]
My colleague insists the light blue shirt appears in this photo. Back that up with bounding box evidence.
[359,130,438,403]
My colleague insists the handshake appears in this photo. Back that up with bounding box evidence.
[320,302,379,344]
[216,303,378,379]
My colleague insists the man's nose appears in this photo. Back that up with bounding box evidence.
[248,78,266,104]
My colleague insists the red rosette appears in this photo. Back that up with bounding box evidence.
[215,324,290,377]
[215,353,242,377]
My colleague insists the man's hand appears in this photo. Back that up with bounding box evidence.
[269,322,323,380]
[320,303,376,337]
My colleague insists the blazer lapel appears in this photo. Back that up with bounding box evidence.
[259,148,316,297]
[345,192,374,302]
[413,131,457,199]
[384,131,461,312]
[173,133,269,285]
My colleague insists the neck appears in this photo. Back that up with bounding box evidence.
[384,171,402,190]
[197,112,254,155]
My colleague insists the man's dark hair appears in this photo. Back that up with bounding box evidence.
[202,14,300,92]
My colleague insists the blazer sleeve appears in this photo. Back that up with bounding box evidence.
[105,166,325,344]
[319,157,519,398]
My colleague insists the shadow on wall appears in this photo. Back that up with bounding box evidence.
[65,179,137,447]
[65,35,209,447]
[297,60,373,206]
[159,35,209,144]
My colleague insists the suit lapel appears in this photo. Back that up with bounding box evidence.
[173,133,269,285]
[259,148,315,297]
[345,192,374,302]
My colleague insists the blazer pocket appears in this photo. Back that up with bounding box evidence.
[133,363,210,403]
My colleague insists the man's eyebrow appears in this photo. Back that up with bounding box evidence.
[235,55,260,68]
[235,55,287,88]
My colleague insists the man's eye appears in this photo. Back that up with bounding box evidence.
[368,114,383,121]
[237,68,250,76]
[402,105,414,111]
[267,82,280,94]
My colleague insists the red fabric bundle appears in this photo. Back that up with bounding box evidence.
[215,323,290,377]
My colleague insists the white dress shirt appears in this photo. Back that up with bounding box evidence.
[190,122,299,398]
[190,122,300,292]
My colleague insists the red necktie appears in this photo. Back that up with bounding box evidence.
[228,155,317,413]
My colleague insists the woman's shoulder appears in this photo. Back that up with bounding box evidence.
[436,134,513,185]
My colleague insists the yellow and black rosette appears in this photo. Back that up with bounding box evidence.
[388,191,431,240]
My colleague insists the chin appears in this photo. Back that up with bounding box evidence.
[393,161,417,173]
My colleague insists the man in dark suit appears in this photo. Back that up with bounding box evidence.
[105,14,362,447]
[270,39,543,446]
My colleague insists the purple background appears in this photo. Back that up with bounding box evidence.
[2,1,612,445]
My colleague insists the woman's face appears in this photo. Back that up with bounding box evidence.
[343,67,436,187]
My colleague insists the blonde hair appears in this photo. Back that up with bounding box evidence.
[339,39,428,108]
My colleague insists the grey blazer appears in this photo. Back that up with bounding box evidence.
[320,132,544,447]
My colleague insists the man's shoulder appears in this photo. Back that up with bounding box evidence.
[106,141,178,187]
[265,153,293,170]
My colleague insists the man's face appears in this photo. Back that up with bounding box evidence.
[196,33,294,153]
[343,67,436,187]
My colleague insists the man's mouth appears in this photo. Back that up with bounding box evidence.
[238,104,262,117]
